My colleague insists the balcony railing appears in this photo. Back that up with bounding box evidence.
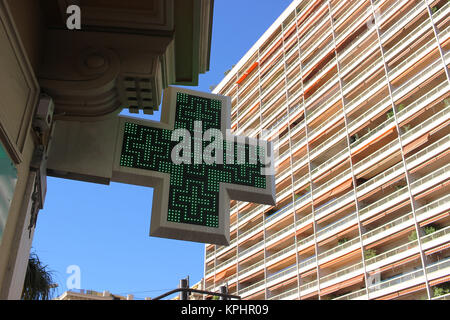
[356,161,404,197]
[320,262,363,285]
[415,194,450,220]
[318,237,360,262]
[365,240,418,266]
[368,268,424,294]
[333,288,366,300]
[362,212,414,243]
[313,167,352,197]
[402,106,450,143]
[269,287,298,300]
[380,0,426,42]
[316,212,358,239]
[353,139,400,175]
[314,189,354,220]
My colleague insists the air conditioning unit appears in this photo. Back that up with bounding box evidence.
[33,95,54,132]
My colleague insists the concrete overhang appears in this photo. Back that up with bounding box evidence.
[22,0,213,120]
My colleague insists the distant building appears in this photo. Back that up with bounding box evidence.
[55,289,142,301]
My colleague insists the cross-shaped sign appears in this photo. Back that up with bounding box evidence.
[112,87,276,245]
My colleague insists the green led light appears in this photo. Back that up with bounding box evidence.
[120,92,266,228]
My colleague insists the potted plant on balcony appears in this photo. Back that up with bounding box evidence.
[364,248,377,260]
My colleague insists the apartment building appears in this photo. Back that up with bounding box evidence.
[204,0,450,300]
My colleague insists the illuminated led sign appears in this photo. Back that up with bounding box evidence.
[113,87,276,245]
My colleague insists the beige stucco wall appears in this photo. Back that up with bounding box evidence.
[0,0,41,299]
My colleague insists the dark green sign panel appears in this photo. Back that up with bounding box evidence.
[120,92,266,229]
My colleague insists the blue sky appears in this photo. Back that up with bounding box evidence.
[33,0,292,300]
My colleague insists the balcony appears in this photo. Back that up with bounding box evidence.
[310,148,348,180]
[313,167,352,200]
[238,259,264,280]
[300,279,318,297]
[269,287,299,300]
[335,6,372,44]
[350,117,395,152]
[380,0,427,43]
[319,262,364,291]
[314,189,354,221]
[309,127,347,161]
[316,212,358,243]
[401,105,450,147]
[340,39,379,77]
[318,237,361,265]
[392,57,446,103]
[359,187,409,222]
[405,134,450,172]
[415,194,450,223]
[388,38,438,82]
[348,96,391,134]
[239,240,264,261]
[345,75,387,114]
[342,57,384,96]
[396,81,450,127]
[356,161,404,198]
[333,288,367,300]
[368,267,425,298]
[384,18,432,62]
[353,139,400,176]
[362,211,415,246]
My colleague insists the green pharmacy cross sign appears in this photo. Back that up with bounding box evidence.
[114,87,275,245]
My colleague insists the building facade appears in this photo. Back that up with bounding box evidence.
[205,0,450,300]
